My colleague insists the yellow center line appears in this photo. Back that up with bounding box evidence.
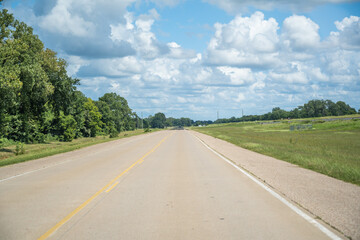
[105,181,119,193]
[38,133,173,240]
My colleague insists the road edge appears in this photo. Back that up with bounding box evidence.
[191,131,345,240]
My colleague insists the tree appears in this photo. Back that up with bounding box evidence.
[97,93,133,133]
[336,101,356,115]
[83,98,103,137]
[143,118,150,129]
[57,112,76,142]
[180,117,192,127]
[0,10,142,143]
[0,10,54,142]
[0,10,21,121]
[326,100,339,116]
[166,117,175,127]
[270,107,289,120]
[69,91,87,138]
[42,49,79,116]
[289,108,300,118]
[151,112,166,128]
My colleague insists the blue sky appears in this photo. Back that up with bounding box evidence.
[1,0,360,120]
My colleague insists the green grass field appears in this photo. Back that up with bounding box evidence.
[193,116,360,185]
[0,129,153,167]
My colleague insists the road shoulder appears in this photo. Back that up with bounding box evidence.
[191,130,360,240]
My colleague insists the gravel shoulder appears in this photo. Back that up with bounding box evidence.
[191,130,360,240]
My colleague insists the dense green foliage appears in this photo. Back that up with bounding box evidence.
[144,114,194,128]
[156,100,358,127]
[212,99,358,124]
[150,112,166,128]
[0,10,138,142]
[194,119,360,185]
[166,117,193,127]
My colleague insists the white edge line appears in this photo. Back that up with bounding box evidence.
[0,159,73,183]
[193,134,342,240]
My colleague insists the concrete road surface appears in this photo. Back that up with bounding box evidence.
[0,130,342,239]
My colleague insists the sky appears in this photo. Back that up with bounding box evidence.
[1,0,360,120]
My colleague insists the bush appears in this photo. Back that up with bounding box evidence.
[15,142,25,155]
[0,138,15,148]
[109,127,119,138]
[33,132,46,143]
[58,112,77,142]
[44,133,58,142]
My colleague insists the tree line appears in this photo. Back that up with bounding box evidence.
[0,10,139,143]
[141,113,194,129]
[152,99,358,128]
[213,99,358,124]
[100,98,357,130]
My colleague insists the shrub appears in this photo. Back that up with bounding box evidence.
[58,112,77,142]
[0,138,15,148]
[109,127,119,138]
[15,142,25,155]
[33,132,46,143]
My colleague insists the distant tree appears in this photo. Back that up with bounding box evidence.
[180,117,192,127]
[289,108,300,119]
[336,101,356,115]
[229,116,237,122]
[326,100,339,116]
[151,112,166,128]
[299,100,329,118]
[132,112,141,129]
[143,118,150,129]
[166,117,175,127]
[97,93,132,133]
[270,107,289,120]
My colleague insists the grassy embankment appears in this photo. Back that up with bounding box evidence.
[0,129,155,167]
[193,115,360,185]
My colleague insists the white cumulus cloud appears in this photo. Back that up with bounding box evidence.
[282,15,320,51]
[38,0,95,37]
[331,16,360,49]
[205,12,280,68]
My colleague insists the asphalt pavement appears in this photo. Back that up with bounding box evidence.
[0,130,342,239]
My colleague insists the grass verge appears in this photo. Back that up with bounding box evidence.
[0,129,156,167]
[193,117,360,185]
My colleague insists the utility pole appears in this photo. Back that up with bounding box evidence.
[217,110,219,120]
[242,109,243,117]
[141,112,143,129]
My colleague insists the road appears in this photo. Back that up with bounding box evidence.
[0,130,342,240]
